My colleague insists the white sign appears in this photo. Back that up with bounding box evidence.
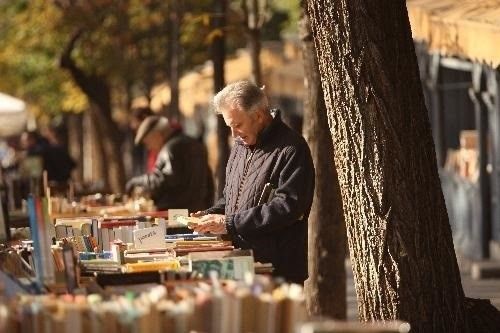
[133,226,165,249]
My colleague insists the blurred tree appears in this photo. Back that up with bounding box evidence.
[59,29,125,193]
[241,0,267,85]
[260,7,289,41]
[0,1,87,116]
[271,0,301,36]
[0,0,210,192]
[211,0,228,201]
[52,0,171,192]
[0,0,293,193]
[167,1,182,120]
[240,0,289,84]
[52,0,171,106]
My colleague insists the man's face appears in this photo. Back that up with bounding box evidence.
[130,118,142,131]
[142,131,164,152]
[221,107,263,146]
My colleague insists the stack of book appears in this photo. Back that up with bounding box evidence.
[80,258,122,274]
[174,240,233,256]
[54,218,93,238]
[189,249,254,280]
[58,235,97,253]
[99,218,139,250]
[54,216,156,251]
[0,279,306,333]
[49,193,156,216]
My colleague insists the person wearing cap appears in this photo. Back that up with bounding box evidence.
[129,106,155,176]
[190,80,315,284]
[125,115,214,212]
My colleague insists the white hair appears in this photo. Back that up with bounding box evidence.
[212,80,268,114]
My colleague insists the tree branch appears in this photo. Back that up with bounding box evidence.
[59,28,83,70]
[59,28,111,112]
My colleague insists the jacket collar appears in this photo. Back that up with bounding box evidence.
[253,108,281,148]
[234,109,281,149]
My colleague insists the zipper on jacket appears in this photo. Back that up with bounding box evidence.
[234,148,256,210]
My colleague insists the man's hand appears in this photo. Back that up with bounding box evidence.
[190,214,227,234]
[125,177,140,194]
[190,211,205,218]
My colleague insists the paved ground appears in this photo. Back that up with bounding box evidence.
[345,258,500,320]
[461,271,500,309]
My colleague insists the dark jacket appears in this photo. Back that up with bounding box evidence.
[205,110,315,283]
[128,131,213,212]
[27,138,75,183]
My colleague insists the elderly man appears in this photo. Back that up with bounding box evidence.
[191,80,315,283]
[126,115,213,212]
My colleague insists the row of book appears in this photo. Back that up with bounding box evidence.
[55,217,157,251]
[10,233,238,284]
[49,193,155,215]
[27,197,149,288]
[2,242,251,296]
[60,235,97,253]
[5,239,84,293]
[53,212,227,254]
[0,279,306,333]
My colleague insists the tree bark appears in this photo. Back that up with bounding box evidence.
[212,0,229,200]
[300,5,347,320]
[60,31,126,194]
[306,0,500,332]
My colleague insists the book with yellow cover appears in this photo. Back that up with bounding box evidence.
[124,260,180,273]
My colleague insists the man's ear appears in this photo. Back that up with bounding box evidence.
[255,108,265,123]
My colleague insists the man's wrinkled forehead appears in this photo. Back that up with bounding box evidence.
[221,107,242,126]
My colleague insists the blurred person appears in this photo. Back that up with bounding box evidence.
[130,107,155,171]
[190,80,315,283]
[20,130,48,156]
[125,116,214,212]
[130,107,154,132]
[130,107,156,175]
[20,130,75,183]
[0,140,17,170]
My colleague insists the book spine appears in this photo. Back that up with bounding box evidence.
[40,198,55,285]
[27,196,44,287]
[101,228,110,251]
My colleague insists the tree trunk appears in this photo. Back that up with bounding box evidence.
[242,0,262,85]
[67,113,84,184]
[60,31,126,193]
[83,109,107,191]
[305,0,500,332]
[300,5,347,320]
[212,0,229,200]
[90,104,124,193]
[89,108,109,191]
[168,1,181,120]
[248,28,262,86]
